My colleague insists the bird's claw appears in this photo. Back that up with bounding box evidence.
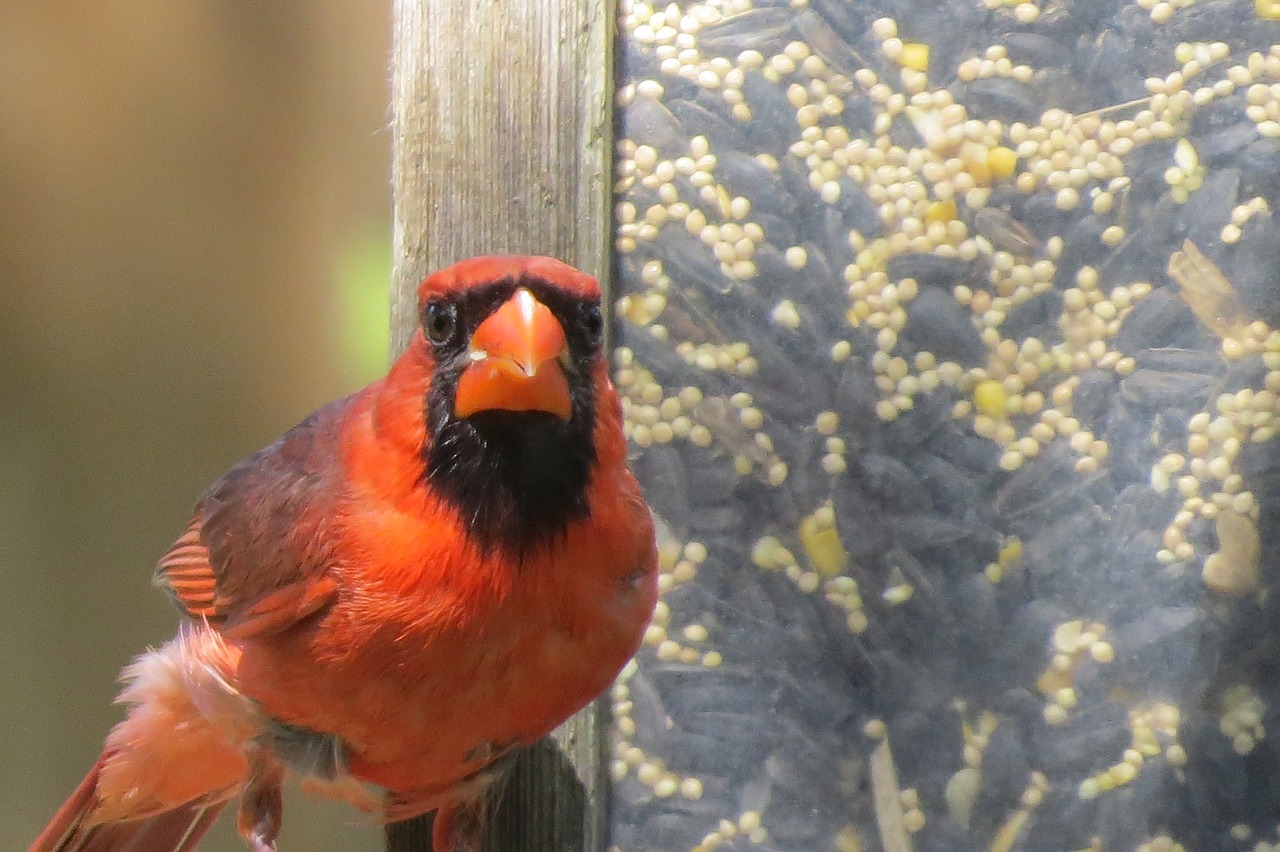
[237,758,284,852]
[433,800,486,852]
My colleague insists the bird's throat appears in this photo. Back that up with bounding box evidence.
[423,410,596,556]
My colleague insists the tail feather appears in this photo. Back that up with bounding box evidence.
[28,757,228,852]
[72,804,225,852]
[29,756,105,852]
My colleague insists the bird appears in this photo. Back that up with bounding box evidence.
[30,255,659,852]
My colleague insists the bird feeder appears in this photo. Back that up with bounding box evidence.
[393,1,1280,849]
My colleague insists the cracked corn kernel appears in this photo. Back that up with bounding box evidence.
[899,42,930,72]
[974,379,1007,417]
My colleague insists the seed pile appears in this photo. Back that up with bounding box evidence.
[610,1,1280,850]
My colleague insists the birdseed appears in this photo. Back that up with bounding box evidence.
[611,1,1280,850]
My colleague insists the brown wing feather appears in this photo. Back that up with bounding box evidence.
[154,518,220,618]
[153,398,353,639]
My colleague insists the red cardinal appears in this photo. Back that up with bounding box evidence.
[31,255,658,852]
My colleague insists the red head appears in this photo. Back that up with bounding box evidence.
[417,257,601,423]
[393,256,615,554]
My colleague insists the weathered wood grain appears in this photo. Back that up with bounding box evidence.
[387,0,614,848]
[391,0,614,352]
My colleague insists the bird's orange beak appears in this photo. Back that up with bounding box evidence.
[454,288,573,421]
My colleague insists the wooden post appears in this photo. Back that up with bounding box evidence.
[387,0,614,849]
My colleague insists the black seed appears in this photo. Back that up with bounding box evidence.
[999,31,1072,66]
[1054,214,1107,287]
[851,451,934,513]
[830,361,881,433]
[900,287,987,365]
[749,242,804,288]
[1114,287,1197,351]
[805,0,868,43]
[1097,762,1168,851]
[955,77,1041,122]
[740,73,801,156]
[1120,370,1216,407]
[880,390,954,450]
[1179,168,1240,247]
[1080,29,1149,104]
[1021,188,1075,239]
[1001,289,1064,342]
[890,511,978,551]
[1237,139,1280,198]
[926,426,1001,474]
[908,452,983,509]
[1110,607,1201,687]
[1227,211,1280,325]
[1037,701,1131,775]
[632,447,693,529]
[753,212,799,248]
[978,723,1031,807]
[1133,347,1223,375]
[794,8,868,77]
[713,151,795,219]
[1072,369,1117,422]
[696,8,796,57]
[886,252,982,291]
[658,230,739,296]
[1194,120,1258,166]
[668,99,747,151]
[1221,353,1268,389]
[974,208,1041,256]
[623,96,687,153]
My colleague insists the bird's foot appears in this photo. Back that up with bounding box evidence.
[237,758,284,852]
[433,800,485,852]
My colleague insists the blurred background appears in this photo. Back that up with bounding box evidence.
[1,3,391,848]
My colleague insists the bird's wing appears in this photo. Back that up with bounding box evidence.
[153,400,351,641]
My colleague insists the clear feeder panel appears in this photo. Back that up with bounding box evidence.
[609,2,1280,850]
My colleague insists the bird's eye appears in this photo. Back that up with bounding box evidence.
[580,303,604,348]
[422,301,458,345]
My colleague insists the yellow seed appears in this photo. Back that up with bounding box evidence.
[654,776,679,797]
[1174,138,1199,172]
[926,198,958,224]
[899,42,930,72]
[963,144,992,184]
[1111,761,1138,785]
[1053,620,1085,654]
[682,624,709,643]
[974,379,1007,417]
[799,507,849,577]
[998,535,1023,566]
[751,536,783,570]
[1090,641,1115,664]
[988,146,1018,178]
[883,583,914,604]
[1260,0,1280,19]
[999,450,1024,471]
